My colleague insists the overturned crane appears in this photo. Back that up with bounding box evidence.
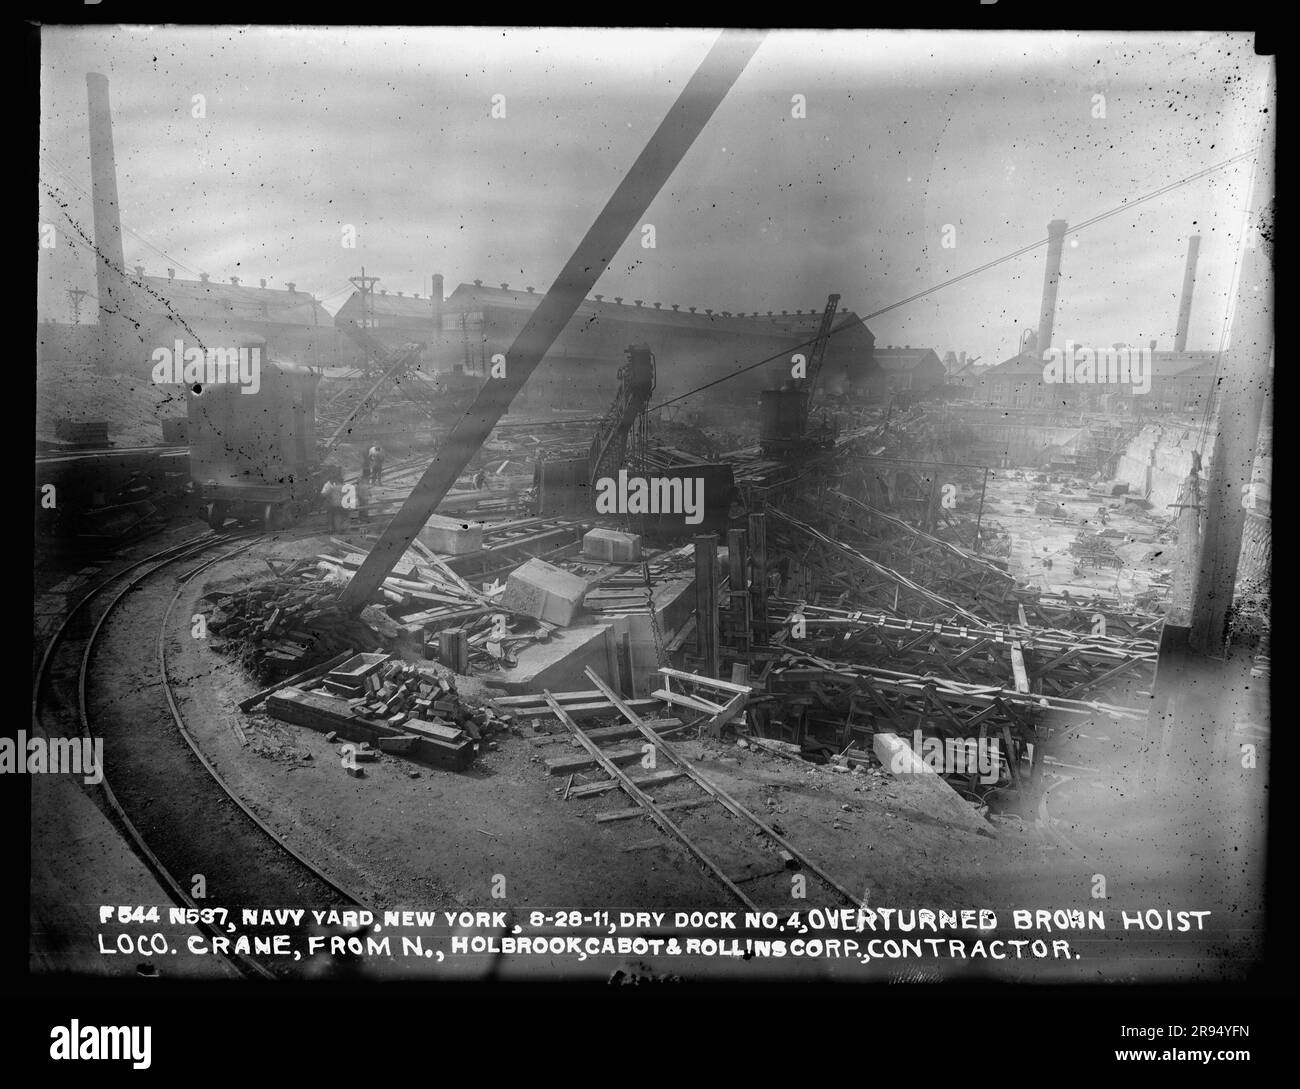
[338,31,765,613]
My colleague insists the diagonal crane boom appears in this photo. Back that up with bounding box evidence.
[338,31,765,613]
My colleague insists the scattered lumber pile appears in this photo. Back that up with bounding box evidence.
[263,652,509,771]
[315,536,559,673]
[316,536,493,619]
[205,561,381,683]
[1069,531,1122,568]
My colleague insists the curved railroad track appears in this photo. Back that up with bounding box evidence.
[33,529,377,980]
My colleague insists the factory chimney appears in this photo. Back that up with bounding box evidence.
[1036,219,1069,357]
[86,73,128,368]
[1174,235,1201,353]
[430,272,444,328]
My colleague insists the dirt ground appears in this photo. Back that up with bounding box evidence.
[139,527,1267,984]
[980,470,1173,600]
[36,359,186,446]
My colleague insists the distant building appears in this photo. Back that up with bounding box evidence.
[947,359,993,397]
[974,346,1220,412]
[863,346,945,402]
[334,284,441,354]
[40,273,345,370]
[334,279,879,413]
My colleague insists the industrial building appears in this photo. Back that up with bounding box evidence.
[332,278,879,414]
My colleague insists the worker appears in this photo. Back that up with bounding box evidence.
[361,447,373,481]
[473,468,488,491]
[355,477,372,525]
[368,444,385,484]
[320,472,345,532]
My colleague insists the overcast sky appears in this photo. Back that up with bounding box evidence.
[39,27,1269,365]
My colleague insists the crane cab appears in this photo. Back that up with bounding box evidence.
[187,355,324,529]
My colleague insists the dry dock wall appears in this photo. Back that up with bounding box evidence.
[1115,424,1210,509]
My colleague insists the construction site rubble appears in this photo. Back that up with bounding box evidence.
[204,562,382,683]
[261,652,510,772]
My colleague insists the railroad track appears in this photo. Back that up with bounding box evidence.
[32,530,376,980]
[545,667,863,912]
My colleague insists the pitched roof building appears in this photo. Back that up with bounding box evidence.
[335,278,879,413]
[864,346,945,400]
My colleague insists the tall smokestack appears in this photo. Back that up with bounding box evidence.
[1036,219,1069,356]
[86,73,128,364]
[1174,235,1201,353]
[431,272,444,328]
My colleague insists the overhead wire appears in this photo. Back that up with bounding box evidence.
[648,147,1259,414]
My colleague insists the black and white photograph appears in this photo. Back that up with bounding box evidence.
[24,19,1278,1066]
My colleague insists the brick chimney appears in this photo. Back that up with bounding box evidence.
[1174,235,1201,353]
[1036,219,1069,355]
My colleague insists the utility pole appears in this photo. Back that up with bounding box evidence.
[66,287,89,324]
[349,268,381,328]
[349,268,381,375]
[1189,66,1274,657]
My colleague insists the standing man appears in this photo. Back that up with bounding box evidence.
[320,471,345,533]
[368,443,385,485]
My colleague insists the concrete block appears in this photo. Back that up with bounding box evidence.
[500,558,587,626]
[872,732,994,837]
[583,528,643,562]
[417,515,484,556]
[491,624,614,695]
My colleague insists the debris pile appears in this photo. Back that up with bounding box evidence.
[316,654,511,744]
[317,536,561,671]
[316,537,494,633]
[205,560,381,683]
[263,651,510,771]
[1069,530,1122,568]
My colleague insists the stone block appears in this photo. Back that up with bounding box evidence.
[417,515,484,556]
[500,558,587,626]
[582,528,643,562]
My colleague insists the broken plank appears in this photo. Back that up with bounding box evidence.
[652,688,724,714]
[546,746,646,776]
[599,796,716,823]
[568,769,687,798]
[238,649,355,712]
